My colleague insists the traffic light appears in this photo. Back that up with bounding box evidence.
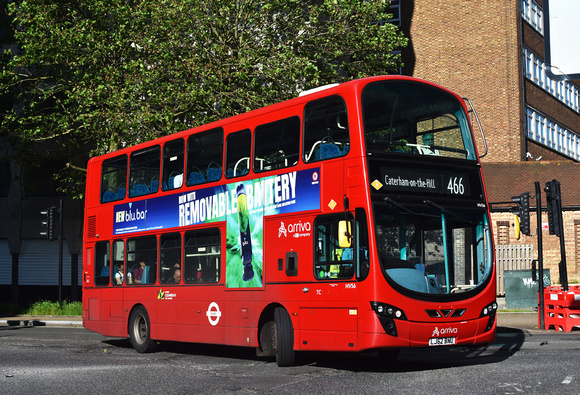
[511,192,531,239]
[545,179,562,237]
[41,207,56,241]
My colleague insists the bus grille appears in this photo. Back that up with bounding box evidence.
[425,309,466,318]
[87,216,97,238]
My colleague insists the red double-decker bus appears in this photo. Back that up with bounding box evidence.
[82,76,496,366]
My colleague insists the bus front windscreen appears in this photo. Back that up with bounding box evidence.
[362,80,477,160]
[374,204,492,298]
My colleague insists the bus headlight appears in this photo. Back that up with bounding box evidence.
[479,301,498,332]
[370,301,407,337]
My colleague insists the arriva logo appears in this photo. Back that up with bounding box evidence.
[278,222,288,237]
[278,220,311,238]
[432,326,458,337]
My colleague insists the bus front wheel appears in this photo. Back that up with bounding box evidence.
[274,307,295,367]
[128,306,158,353]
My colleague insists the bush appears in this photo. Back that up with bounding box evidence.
[61,301,83,315]
[26,300,82,316]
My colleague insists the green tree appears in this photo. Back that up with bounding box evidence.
[1,0,407,196]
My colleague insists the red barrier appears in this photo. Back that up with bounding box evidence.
[541,285,580,331]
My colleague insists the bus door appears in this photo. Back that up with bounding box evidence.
[86,240,126,336]
[299,212,362,352]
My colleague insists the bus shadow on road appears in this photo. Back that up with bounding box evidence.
[300,327,526,372]
[100,326,525,371]
[102,338,262,362]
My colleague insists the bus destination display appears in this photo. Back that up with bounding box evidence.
[371,166,476,198]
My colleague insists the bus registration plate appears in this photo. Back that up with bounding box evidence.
[428,337,456,346]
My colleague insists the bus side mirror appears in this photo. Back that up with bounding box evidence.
[338,220,352,248]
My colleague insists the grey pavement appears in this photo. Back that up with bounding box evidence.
[497,311,539,331]
[496,295,540,332]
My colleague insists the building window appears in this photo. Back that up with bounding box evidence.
[521,0,544,35]
[389,0,401,27]
[523,47,580,114]
[525,106,580,161]
[496,221,510,246]
[0,162,11,198]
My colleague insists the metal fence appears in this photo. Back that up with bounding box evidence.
[495,244,534,296]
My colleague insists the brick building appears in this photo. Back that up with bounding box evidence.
[399,0,580,283]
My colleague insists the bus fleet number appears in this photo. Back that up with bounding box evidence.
[447,177,465,195]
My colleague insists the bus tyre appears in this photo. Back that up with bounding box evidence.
[129,306,158,353]
[274,307,295,367]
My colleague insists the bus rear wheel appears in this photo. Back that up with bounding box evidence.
[274,307,295,367]
[128,306,158,353]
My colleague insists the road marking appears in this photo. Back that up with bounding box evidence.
[562,376,573,385]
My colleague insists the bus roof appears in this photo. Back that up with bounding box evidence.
[88,75,458,164]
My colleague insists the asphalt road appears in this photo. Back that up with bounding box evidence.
[0,325,579,394]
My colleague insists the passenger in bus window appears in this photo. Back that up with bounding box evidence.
[134,260,146,284]
[114,264,124,285]
[418,133,440,155]
[161,262,180,283]
[196,264,203,282]
[166,269,181,284]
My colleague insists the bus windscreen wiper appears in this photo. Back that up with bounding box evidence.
[423,199,476,224]
[384,196,437,218]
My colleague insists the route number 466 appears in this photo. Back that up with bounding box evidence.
[447,177,465,195]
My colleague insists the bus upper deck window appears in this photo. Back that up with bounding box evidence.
[101,155,127,203]
[129,146,161,198]
[303,95,349,163]
[226,129,251,178]
[162,139,185,191]
[362,81,475,160]
[254,117,300,172]
[186,128,224,187]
